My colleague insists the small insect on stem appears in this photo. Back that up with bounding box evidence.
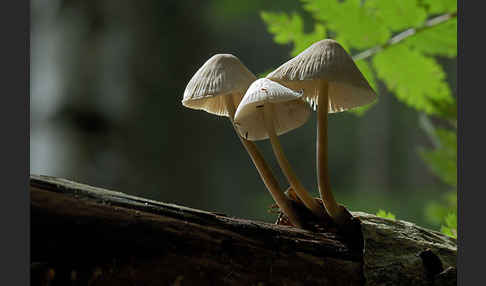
[245,131,249,139]
[256,105,264,108]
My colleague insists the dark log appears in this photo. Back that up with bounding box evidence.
[30,175,456,286]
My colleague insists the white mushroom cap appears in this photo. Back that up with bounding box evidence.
[182,54,257,117]
[234,78,311,141]
[266,39,376,113]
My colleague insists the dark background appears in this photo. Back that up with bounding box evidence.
[30,0,456,228]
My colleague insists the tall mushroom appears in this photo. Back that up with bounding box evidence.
[266,39,376,226]
[182,54,304,228]
[234,78,325,218]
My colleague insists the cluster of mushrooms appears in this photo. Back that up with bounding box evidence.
[182,39,376,230]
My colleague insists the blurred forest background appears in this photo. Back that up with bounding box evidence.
[30,0,457,232]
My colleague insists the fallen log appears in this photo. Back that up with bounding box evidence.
[30,175,456,285]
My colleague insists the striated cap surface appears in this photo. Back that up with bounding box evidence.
[183,54,257,116]
[266,39,376,113]
[234,78,311,141]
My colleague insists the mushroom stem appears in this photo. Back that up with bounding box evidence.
[316,81,345,223]
[262,103,325,218]
[225,96,304,228]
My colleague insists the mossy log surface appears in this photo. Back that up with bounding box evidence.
[30,175,456,286]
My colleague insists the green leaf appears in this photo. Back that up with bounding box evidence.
[372,45,452,115]
[428,98,457,121]
[302,0,390,49]
[351,97,378,116]
[444,212,457,228]
[441,226,456,238]
[404,18,457,58]
[444,191,457,207]
[422,0,457,14]
[366,0,427,31]
[424,190,456,225]
[300,0,341,22]
[290,24,327,57]
[260,11,304,45]
[260,12,327,57]
[440,212,457,238]
[350,60,378,116]
[376,209,396,220]
[419,128,457,186]
[425,202,450,224]
[356,59,377,91]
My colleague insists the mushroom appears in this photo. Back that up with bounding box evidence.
[266,39,376,226]
[182,54,304,228]
[234,78,325,218]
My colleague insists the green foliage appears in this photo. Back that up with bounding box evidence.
[428,98,457,122]
[440,212,457,238]
[425,190,456,224]
[366,0,427,31]
[418,113,457,238]
[404,18,457,58]
[260,0,457,116]
[261,0,457,236]
[427,194,458,239]
[301,0,390,49]
[419,128,457,187]
[422,0,457,14]
[373,45,452,115]
[260,11,327,57]
[355,60,377,91]
[350,60,378,115]
[376,209,396,220]
[260,12,304,45]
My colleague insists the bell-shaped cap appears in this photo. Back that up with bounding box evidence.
[234,78,311,141]
[266,39,376,113]
[182,54,257,117]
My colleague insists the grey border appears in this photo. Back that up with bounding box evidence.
[0,0,30,285]
[458,0,479,285]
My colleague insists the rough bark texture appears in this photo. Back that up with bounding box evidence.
[356,212,457,286]
[30,175,456,286]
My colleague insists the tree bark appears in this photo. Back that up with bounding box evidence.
[30,175,456,286]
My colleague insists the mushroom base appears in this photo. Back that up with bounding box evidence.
[274,187,363,249]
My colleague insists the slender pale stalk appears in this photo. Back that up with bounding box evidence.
[316,81,345,224]
[262,103,325,218]
[224,96,304,228]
